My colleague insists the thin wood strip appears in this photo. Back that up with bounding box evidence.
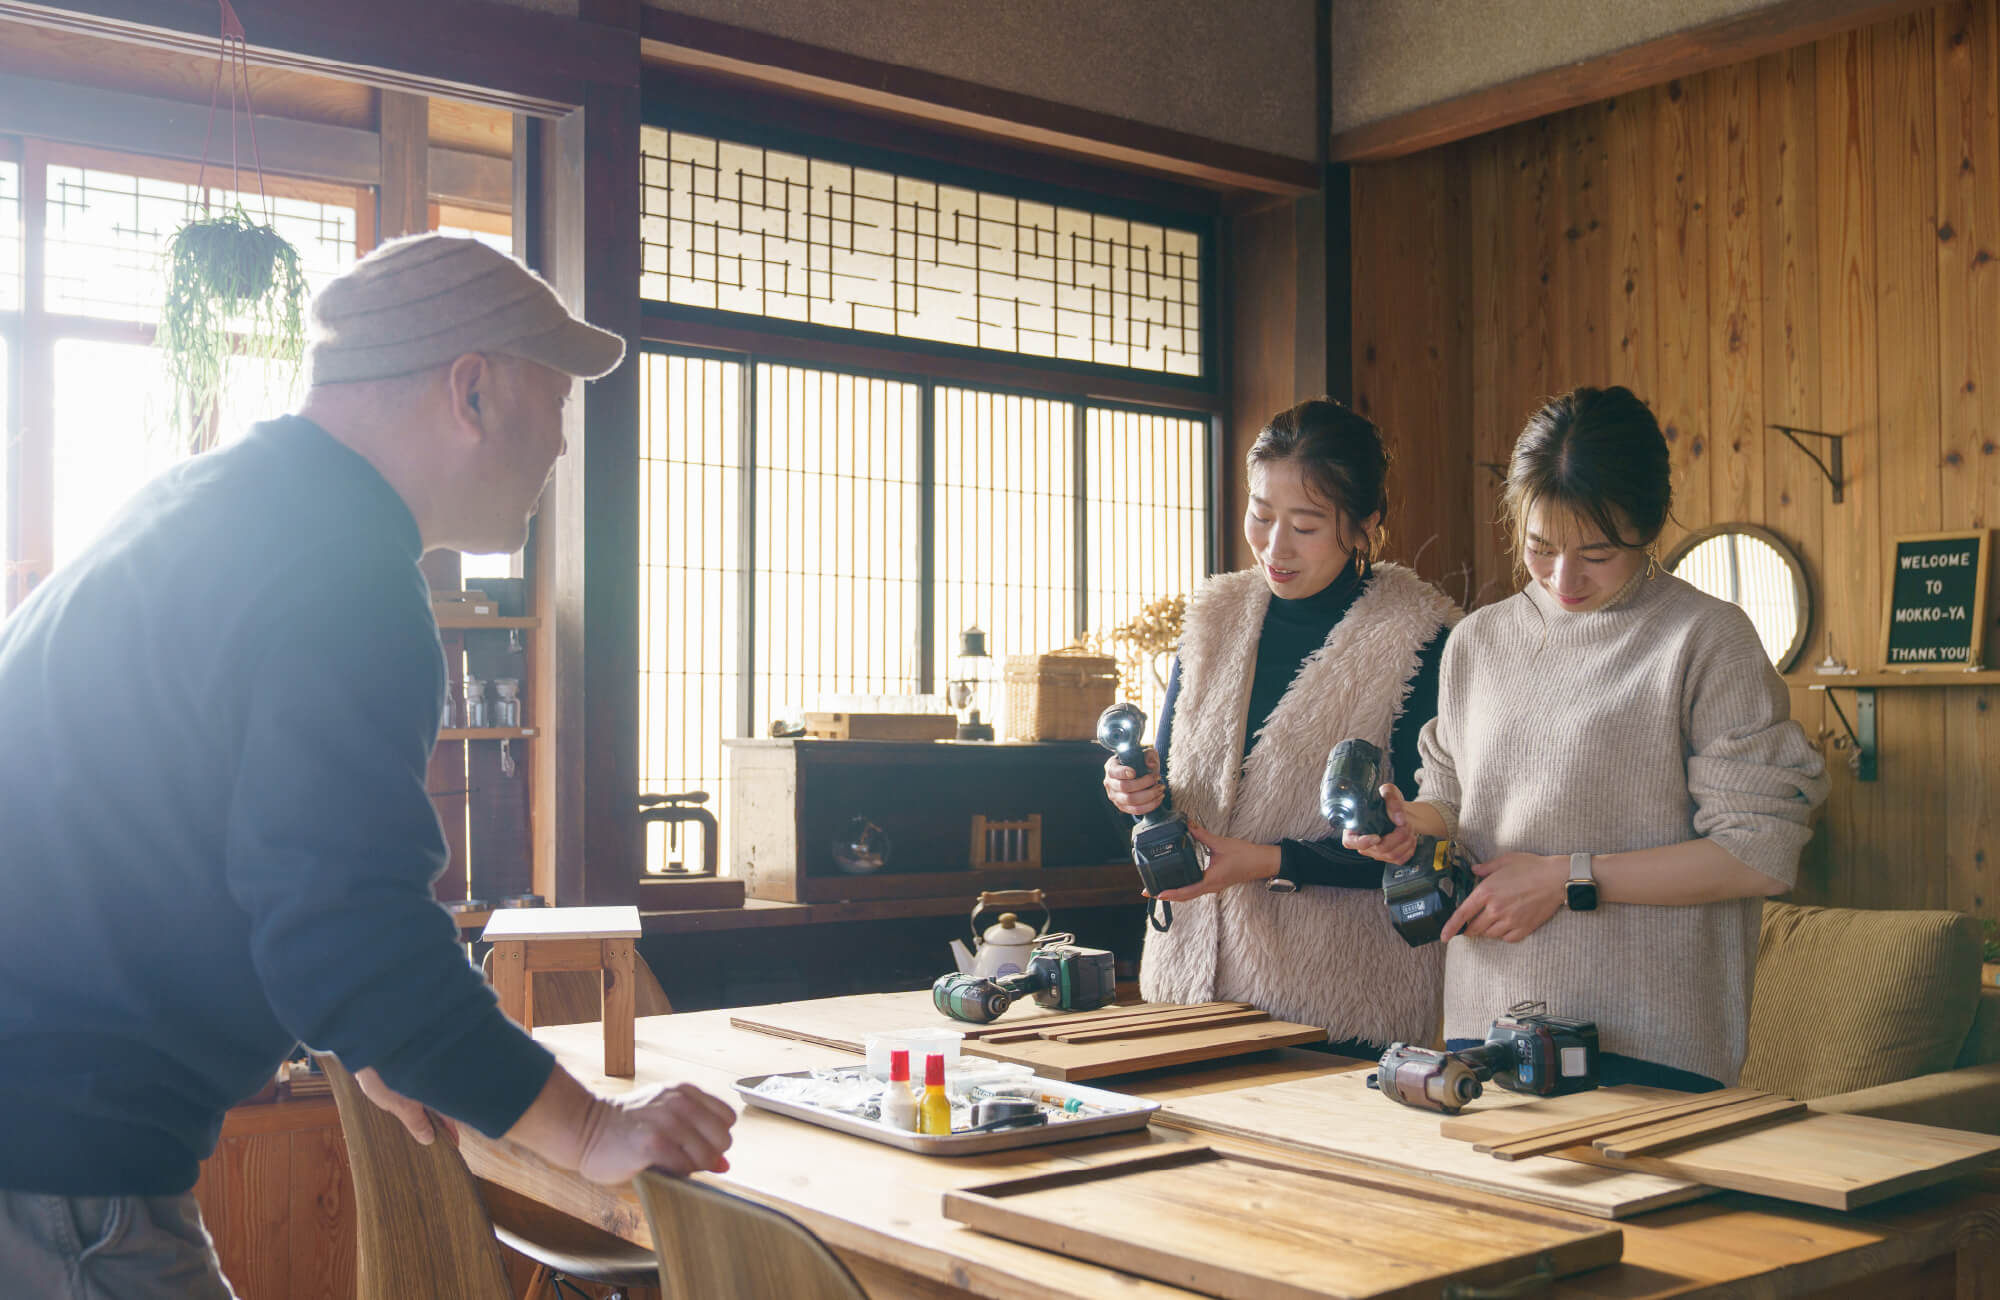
[1596,1097,1807,1158]
[976,1002,1256,1043]
[958,1001,1251,1040]
[1050,1010,1271,1044]
[1480,1089,1770,1160]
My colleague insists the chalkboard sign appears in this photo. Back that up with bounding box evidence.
[1881,530,1990,669]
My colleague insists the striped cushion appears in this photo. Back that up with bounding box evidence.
[1740,902,1982,1098]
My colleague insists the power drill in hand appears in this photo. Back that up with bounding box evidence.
[1368,1003,1601,1114]
[932,938,1118,1023]
[1322,737,1478,947]
[1097,703,1204,933]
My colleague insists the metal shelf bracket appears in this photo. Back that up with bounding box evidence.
[1768,424,1846,504]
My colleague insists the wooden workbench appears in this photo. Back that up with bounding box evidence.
[459,993,2000,1299]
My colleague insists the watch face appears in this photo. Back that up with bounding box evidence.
[1566,879,1598,912]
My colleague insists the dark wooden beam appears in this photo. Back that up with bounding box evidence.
[0,74,509,207]
[1329,0,1931,161]
[530,77,644,906]
[377,92,428,241]
[0,0,634,115]
[639,10,1317,196]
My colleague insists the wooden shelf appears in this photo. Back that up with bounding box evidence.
[641,882,1145,934]
[438,727,537,740]
[434,613,541,630]
[1791,670,2000,688]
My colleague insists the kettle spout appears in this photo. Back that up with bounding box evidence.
[949,939,976,975]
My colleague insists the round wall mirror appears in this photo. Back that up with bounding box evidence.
[1664,524,1812,673]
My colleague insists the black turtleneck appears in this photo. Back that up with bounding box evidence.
[1155,559,1446,889]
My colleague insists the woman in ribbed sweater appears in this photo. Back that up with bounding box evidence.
[1348,386,1828,1089]
[1101,399,1460,1057]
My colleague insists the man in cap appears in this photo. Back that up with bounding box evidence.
[0,235,734,1297]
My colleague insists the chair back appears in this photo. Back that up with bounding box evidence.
[318,1054,514,1300]
[634,1169,867,1300]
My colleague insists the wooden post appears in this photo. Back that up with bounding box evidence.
[601,938,636,1077]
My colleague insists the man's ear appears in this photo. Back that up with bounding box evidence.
[447,353,489,437]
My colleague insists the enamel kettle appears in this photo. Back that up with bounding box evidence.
[950,889,1049,980]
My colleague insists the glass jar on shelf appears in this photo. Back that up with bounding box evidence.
[493,678,521,728]
[461,676,488,729]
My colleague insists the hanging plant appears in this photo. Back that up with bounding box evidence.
[156,0,308,455]
[159,205,306,453]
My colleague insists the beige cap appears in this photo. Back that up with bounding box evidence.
[306,234,625,385]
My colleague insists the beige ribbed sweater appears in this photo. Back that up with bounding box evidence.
[1417,572,1829,1085]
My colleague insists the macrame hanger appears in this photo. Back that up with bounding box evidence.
[194,1,272,224]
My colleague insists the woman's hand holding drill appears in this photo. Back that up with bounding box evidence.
[1102,748,1166,816]
[1341,783,1421,863]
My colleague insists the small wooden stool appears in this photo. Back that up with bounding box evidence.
[483,906,643,1077]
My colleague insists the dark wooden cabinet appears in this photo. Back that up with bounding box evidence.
[727,739,1135,903]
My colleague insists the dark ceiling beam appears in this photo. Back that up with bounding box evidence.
[0,73,511,208]
[640,10,1318,196]
[1329,0,1933,161]
[0,0,634,115]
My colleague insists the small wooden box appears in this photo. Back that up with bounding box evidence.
[1004,650,1118,741]
[803,711,957,741]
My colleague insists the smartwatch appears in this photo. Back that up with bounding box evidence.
[1566,852,1598,912]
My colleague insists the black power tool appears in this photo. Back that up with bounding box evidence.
[1322,737,1478,947]
[1096,703,1204,932]
[932,937,1118,1023]
[1368,1002,1601,1114]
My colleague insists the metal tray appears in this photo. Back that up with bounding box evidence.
[734,1070,1157,1155]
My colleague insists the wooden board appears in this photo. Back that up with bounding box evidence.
[1438,1087,2000,1210]
[802,711,956,741]
[482,905,642,941]
[1157,1071,1711,1220]
[729,991,1327,1081]
[943,1145,1624,1300]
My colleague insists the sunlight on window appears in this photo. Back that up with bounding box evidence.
[1,337,11,575]
[0,160,20,311]
[52,340,177,567]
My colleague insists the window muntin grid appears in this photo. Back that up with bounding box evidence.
[641,126,1203,378]
[0,161,20,312]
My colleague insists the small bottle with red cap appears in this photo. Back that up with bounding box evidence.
[919,1052,952,1135]
[880,1048,919,1131]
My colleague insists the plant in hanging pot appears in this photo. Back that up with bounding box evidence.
[158,204,307,454]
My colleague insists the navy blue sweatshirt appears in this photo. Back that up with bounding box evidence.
[0,418,552,1196]
[1156,559,1446,888]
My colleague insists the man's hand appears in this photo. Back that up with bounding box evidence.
[574,1082,738,1184]
[354,1065,457,1146]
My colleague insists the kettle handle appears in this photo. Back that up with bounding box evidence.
[970,889,1049,944]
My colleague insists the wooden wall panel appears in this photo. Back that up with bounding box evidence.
[1349,0,2000,922]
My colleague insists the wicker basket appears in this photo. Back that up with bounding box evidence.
[1004,649,1118,741]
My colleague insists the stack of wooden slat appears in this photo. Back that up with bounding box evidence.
[1469,1088,1806,1161]
[962,1001,1268,1045]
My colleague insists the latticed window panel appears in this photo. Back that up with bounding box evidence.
[933,386,1078,722]
[640,126,1203,377]
[748,363,925,728]
[638,352,748,875]
[0,160,20,312]
[42,166,355,323]
[1084,406,1209,724]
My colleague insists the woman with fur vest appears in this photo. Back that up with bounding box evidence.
[1101,398,1460,1057]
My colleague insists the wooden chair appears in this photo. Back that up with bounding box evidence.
[318,1054,658,1300]
[634,1169,868,1300]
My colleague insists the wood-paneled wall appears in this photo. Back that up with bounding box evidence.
[1350,0,1999,923]
[192,1098,355,1300]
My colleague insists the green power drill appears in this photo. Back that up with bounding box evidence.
[932,938,1118,1023]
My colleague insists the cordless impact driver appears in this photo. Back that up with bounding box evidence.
[1096,703,1204,932]
[1322,737,1478,947]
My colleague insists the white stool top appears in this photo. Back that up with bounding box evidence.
[481,904,643,942]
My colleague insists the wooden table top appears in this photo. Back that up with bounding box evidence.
[458,992,2000,1299]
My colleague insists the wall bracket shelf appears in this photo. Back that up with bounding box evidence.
[1768,424,1846,504]
[1802,670,2000,781]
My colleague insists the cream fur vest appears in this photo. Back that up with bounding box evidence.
[1140,563,1459,1046]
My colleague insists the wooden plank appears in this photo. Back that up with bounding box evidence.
[1157,1071,1711,1220]
[942,1146,1626,1300]
[516,937,610,972]
[195,1133,293,1299]
[1595,1095,1808,1158]
[1439,1088,2000,1210]
[1604,88,1658,408]
[1464,134,1511,609]
[1707,55,1765,530]
[1047,1009,1270,1044]
[483,904,642,941]
[1873,8,1948,911]
[1653,74,1711,557]
[377,89,428,241]
[1325,0,1931,162]
[288,1122,356,1300]
[1480,1090,1771,1161]
[1933,0,2000,928]
[965,1001,1253,1042]
[1816,24,1883,905]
